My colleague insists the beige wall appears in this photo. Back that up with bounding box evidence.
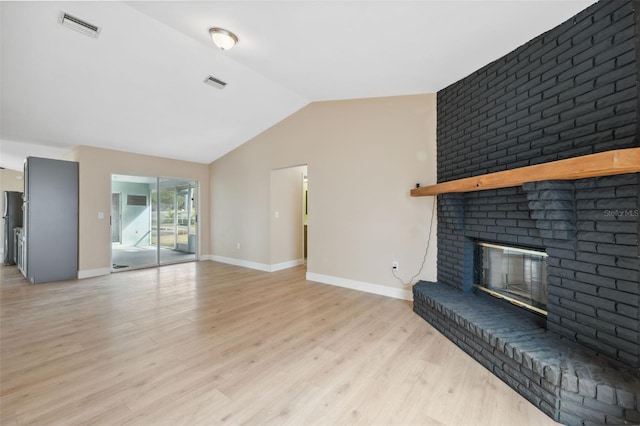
[210,94,437,293]
[0,168,24,192]
[270,165,306,265]
[73,146,210,275]
[0,168,25,254]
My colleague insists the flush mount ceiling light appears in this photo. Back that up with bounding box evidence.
[58,11,101,38]
[209,28,238,50]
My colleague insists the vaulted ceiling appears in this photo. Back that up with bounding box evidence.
[1,1,596,171]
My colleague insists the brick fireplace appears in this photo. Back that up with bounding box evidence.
[413,1,640,424]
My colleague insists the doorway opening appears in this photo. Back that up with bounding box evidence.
[269,165,307,270]
[303,173,308,263]
[111,174,197,270]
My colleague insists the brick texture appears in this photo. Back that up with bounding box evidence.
[437,0,638,184]
[424,8,640,426]
[413,282,640,426]
[434,0,640,368]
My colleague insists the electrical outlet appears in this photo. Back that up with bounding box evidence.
[392,261,399,270]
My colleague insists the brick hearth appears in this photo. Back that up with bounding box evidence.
[413,282,640,425]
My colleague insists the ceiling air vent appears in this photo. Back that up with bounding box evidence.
[58,12,101,38]
[204,75,227,90]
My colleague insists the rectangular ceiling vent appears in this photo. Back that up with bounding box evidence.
[204,75,227,90]
[58,12,101,38]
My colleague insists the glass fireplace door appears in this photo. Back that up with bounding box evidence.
[474,242,548,315]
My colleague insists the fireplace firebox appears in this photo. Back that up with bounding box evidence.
[473,242,548,316]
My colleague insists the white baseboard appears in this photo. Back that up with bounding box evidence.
[305,272,413,301]
[270,259,304,272]
[199,254,213,261]
[211,255,271,272]
[78,267,111,279]
[210,255,304,273]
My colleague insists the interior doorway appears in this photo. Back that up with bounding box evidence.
[269,165,308,270]
[303,173,308,263]
[111,174,198,271]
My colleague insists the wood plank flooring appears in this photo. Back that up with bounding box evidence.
[0,261,559,425]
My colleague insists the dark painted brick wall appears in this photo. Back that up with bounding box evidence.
[569,174,640,366]
[522,176,640,366]
[437,0,638,183]
[435,0,640,367]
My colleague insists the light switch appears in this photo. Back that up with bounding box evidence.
[274,211,279,218]
[98,212,105,220]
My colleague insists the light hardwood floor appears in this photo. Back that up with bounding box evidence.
[1,261,559,426]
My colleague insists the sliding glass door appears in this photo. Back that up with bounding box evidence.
[112,174,197,271]
[158,178,197,265]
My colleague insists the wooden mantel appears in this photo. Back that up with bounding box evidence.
[411,148,640,197]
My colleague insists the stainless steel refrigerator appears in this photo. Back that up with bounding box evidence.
[2,191,24,265]
[23,157,78,283]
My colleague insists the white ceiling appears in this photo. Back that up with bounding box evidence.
[1,1,596,171]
